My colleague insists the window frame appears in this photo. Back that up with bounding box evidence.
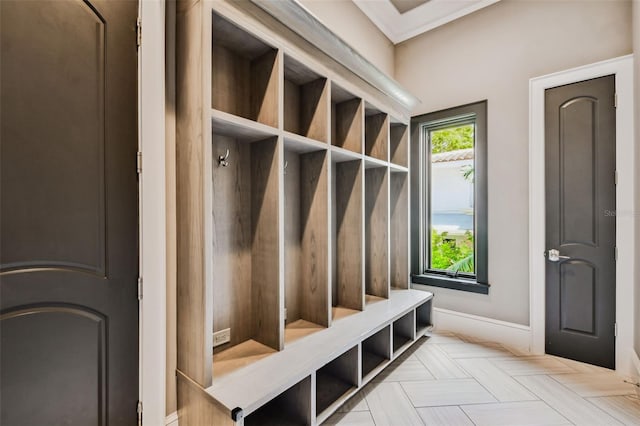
[410,101,489,294]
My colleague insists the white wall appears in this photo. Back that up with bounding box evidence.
[432,160,473,214]
[297,0,395,77]
[633,0,640,359]
[396,0,632,325]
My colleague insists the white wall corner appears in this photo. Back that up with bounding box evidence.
[433,307,532,354]
[166,411,179,426]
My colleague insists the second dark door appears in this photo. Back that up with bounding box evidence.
[544,75,616,369]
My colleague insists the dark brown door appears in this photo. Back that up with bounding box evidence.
[0,0,139,424]
[545,75,616,369]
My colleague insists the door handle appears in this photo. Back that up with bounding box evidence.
[546,249,571,262]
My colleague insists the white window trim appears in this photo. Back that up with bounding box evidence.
[529,54,635,376]
[139,1,167,424]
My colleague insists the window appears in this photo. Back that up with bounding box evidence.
[410,101,489,294]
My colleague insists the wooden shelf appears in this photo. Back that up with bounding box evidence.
[331,145,362,163]
[284,55,329,142]
[284,147,330,333]
[392,311,415,357]
[212,12,279,127]
[390,172,409,289]
[332,159,364,314]
[331,306,360,322]
[213,339,277,379]
[361,325,391,382]
[364,104,388,162]
[284,319,324,345]
[211,133,281,358]
[365,294,385,307]
[390,122,408,168]
[283,131,328,153]
[331,83,363,154]
[364,155,388,170]
[316,346,359,418]
[365,167,389,299]
[211,108,278,142]
[244,376,312,426]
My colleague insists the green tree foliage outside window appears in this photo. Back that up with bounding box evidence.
[430,124,474,154]
[430,230,474,273]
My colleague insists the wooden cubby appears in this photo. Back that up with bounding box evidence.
[361,326,391,382]
[416,299,433,336]
[283,140,330,343]
[332,159,365,318]
[331,83,363,154]
[212,12,279,128]
[211,129,282,377]
[392,311,415,356]
[365,166,389,301]
[316,346,359,419]
[244,376,312,426]
[390,171,409,290]
[390,122,408,167]
[284,55,329,142]
[176,2,426,424]
[365,104,389,162]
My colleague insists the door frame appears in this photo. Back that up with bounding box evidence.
[139,1,167,425]
[529,54,635,375]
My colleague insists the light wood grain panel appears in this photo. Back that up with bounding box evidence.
[390,123,408,167]
[489,356,577,376]
[177,371,234,426]
[364,382,423,426]
[401,379,497,407]
[284,78,300,135]
[335,160,364,311]
[284,151,301,324]
[176,0,212,386]
[456,358,537,402]
[334,98,363,154]
[285,319,324,344]
[413,344,470,379]
[251,50,279,127]
[213,339,276,378]
[373,355,434,383]
[324,410,375,426]
[317,346,360,416]
[587,396,640,425]
[390,172,409,289]
[365,113,388,161]
[515,375,622,425]
[365,167,389,298]
[416,406,474,426]
[550,373,637,397]
[212,135,253,351]
[299,150,330,327]
[301,78,329,142]
[251,138,282,350]
[438,342,514,359]
[337,391,369,413]
[461,401,571,426]
[212,43,251,119]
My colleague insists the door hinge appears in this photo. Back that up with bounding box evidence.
[136,18,142,49]
[614,246,618,262]
[137,400,143,426]
[614,93,617,108]
[614,322,618,337]
[614,170,618,186]
[137,277,143,300]
[137,151,142,175]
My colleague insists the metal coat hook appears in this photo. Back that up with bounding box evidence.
[218,149,229,167]
[283,160,288,175]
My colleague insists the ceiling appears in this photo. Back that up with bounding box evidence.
[353,0,501,44]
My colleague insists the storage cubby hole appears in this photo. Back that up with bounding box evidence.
[364,104,388,162]
[365,166,389,301]
[284,55,329,142]
[361,326,391,381]
[390,122,408,167]
[393,311,415,355]
[316,346,359,417]
[245,376,312,426]
[211,12,279,128]
[390,171,409,289]
[416,300,433,335]
[284,142,329,344]
[331,159,364,321]
[331,83,363,154]
[211,130,280,378]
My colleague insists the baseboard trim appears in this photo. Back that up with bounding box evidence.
[433,307,532,353]
[166,411,179,426]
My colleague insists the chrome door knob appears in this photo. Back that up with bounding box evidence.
[547,249,571,262]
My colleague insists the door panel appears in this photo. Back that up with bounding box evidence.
[545,75,616,369]
[0,0,139,424]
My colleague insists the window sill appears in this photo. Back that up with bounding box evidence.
[411,274,490,295]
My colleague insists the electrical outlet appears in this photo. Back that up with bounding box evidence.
[213,328,230,347]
